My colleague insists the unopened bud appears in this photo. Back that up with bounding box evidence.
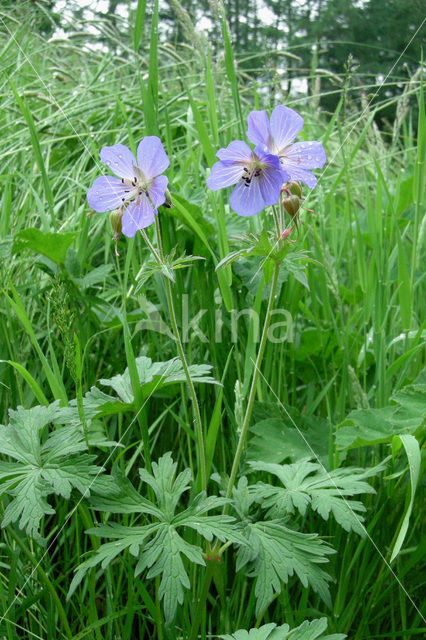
[282,194,301,218]
[109,210,123,257]
[163,188,173,208]
[286,181,303,198]
[280,226,294,240]
[110,209,123,235]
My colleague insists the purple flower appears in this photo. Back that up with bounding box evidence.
[87,137,169,237]
[247,106,326,188]
[206,141,286,216]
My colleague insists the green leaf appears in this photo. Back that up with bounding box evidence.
[186,88,216,166]
[139,452,192,517]
[68,522,158,599]
[219,4,244,137]
[170,194,216,258]
[249,458,386,536]
[5,285,68,403]
[64,247,81,278]
[148,0,159,123]
[134,251,205,292]
[392,369,426,416]
[1,473,54,540]
[216,248,253,271]
[133,0,147,50]
[8,78,55,224]
[70,454,243,623]
[219,617,346,640]
[397,229,412,331]
[72,264,113,288]
[89,469,163,518]
[1,360,49,406]
[138,525,204,623]
[181,515,245,545]
[336,369,426,450]
[44,409,117,451]
[247,413,329,467]
[236,519,334,617]
[390,434,421,562]
[13,228,76,265]
[0,402,106,538]
[40,454,103,499]
[280,251,312,290]
[84,356,219,414]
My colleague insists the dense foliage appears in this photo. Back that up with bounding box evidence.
[0,1,424,639]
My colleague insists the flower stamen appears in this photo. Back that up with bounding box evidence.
[242,163,264,187]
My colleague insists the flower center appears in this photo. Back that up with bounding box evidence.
[241,161,263,187]
[120,166,152,204]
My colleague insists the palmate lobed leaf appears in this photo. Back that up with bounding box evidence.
[1,472,54,539]
[89,355,219,410]
[89,468,164,517]
[236,520,334,617]
[136,524,205,622]
[249,458,386,536]
[68,521,159,599]
[71,453,245,623]
[0,402,107,538]
[2,403,61,463]
[219,617,346,640]
[247,404,330,466]
[134,250,206,292]
[336,368,425,450]
[40,454,104,499]
[139,451,192,516]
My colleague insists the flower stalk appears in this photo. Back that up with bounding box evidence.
[225,259,281,504]
[145,214,207,492]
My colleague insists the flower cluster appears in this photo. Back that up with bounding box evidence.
[207,105,326,216]
[86,106,325,246]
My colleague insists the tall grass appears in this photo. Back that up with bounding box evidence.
[0,3,424,640]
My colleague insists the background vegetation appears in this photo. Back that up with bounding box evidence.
[0,0,424,638]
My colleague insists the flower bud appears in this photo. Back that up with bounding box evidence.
[109,209,123,237]
[109,210,123,257]
[282,194,301,218]
[280,226,294,240]
[286,180,303,198]
[163,188,173,208]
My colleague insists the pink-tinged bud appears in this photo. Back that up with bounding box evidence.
[282,194,301,218]
[280,226,294,240]
[286,180,303,197]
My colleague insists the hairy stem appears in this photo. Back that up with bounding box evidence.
[189,561,215,640]
[150,215,207,491]
[225,261,280,504]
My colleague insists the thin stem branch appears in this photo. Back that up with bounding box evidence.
[145,215,207,492]
[163,275,207,490]
[272,204,281,237]
[224,261,281,504]
[189,561,215,640]
[140,228,160,262]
